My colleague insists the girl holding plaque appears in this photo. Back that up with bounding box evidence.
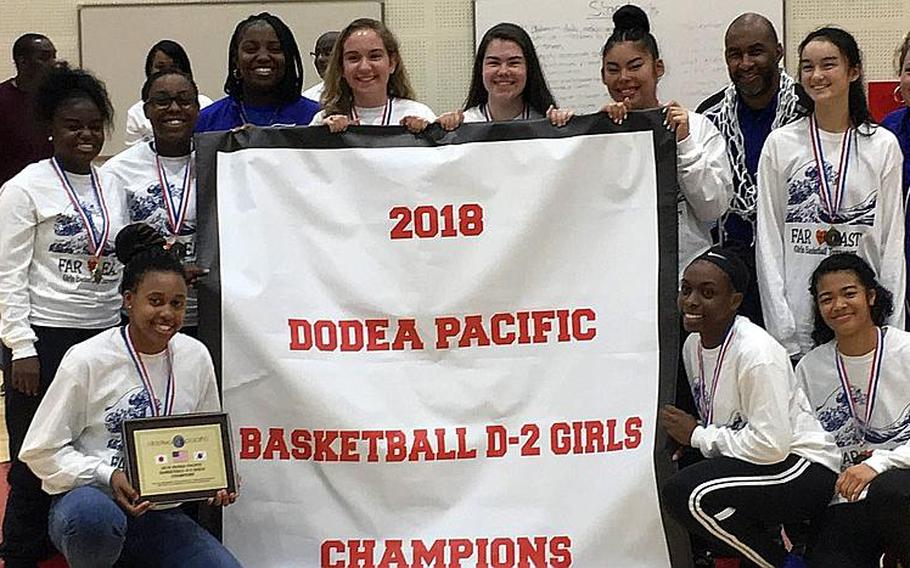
[755,28,905,359]
[599,5,733,277]
[661,247,840,568]
[102,69,205,335]
[0,64,126,567]
[195,12,319,132]
[310,18,436,132]
[20,223,241,568]
[434,23,573,129]
[797,254,910,567]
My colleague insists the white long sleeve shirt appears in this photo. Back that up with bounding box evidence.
[756,119,906,356]
[676,111,734,276]
[20,327,220,495]
[684,316,840,471]
[123,95,213,146]
[0,159,126,359]
[797,327,910,475]
[462,104,544,123]
[100,142,199,326]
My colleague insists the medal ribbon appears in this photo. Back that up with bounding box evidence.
[121,325,175,417]
[350,97,394,125]
[696,325,737,424]
[808,114,853,219]
[481,103,530,122]
[50,158,110,260]
[154,151,193,236]
[835,326,885,437]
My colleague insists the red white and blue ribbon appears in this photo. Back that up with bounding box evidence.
[154,151,193,237]
[50,158,110,260]
[121,325,175,417]
[696,325,737,424]
[351,97,394,125]
[808,114,853,218]
[835,326,885,439]
[481,103,530,122]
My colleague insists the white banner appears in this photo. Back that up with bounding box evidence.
[203,117,677,567]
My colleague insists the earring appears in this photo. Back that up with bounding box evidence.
[232,68,241,79]
[894,85,905,105]
[47,135,52,141]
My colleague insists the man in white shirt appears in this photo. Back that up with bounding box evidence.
[302,31,339,104]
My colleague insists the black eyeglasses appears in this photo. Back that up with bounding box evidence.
[147,93,197,109]
[310,51,331,58]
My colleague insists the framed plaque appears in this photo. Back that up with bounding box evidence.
[122,412,237,504]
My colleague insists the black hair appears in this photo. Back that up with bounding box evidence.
[691,245,750,294]
[798,27,874,132]
[144,39,193,78]
[34,63,114,128]
[809,253,894,346]
[116,223,185,294]
[464,23,557,114]
[601,4,660,60]
[141,69,199,103]
[224,12,304,103]
[12,33,50,61]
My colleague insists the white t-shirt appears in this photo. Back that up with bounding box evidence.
[0,159,127,359]
[756,118,906,356]
[101,142,199,326]
[797,327,910,476]
[675,111,734,276]
[20,327,220,495]
[302,81,325,104]
[310,97,436,126]
[684,316,839,471]
[124,94,213,146]
[462,104,544,123]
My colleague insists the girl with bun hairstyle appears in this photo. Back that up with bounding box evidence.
[755,28,905,359]
[0,64,126,566]
[601,4,733,277]
[20,223,241,568]
[436,22,573,129]
[311,18,435,132]
[797,254,910,567]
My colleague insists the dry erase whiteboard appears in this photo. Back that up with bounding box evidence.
[79,1,381,153]
[474,0,784,112]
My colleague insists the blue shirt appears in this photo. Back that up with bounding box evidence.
[881,106,910,196]
[194,95,319,133]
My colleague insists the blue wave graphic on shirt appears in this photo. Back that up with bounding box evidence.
[815,387,910,447]
[691,382,746,430]
[785,162,876,226]
[128,181,195,237]
[50,211,114,255]
[103,388,159,452]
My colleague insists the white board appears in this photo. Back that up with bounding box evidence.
[474,0,784,112]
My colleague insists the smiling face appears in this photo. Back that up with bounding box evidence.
[724,22,782,99]
[601,41,663,109]
[341,28,396,105]
[236,21,287,95]
[51,97,104,174]
[678,260,742,346]
[799,39,859,107]
[815,270,876,340]
[144,74,199,151]
[899,54,910,106]
[125,270,187,354]
[482,39,528,106]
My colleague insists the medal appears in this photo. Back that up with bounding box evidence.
[154,149,193,239]
[824,226,842,247]
[809,115,853,246]
[835,326,885,443]
[696,323,737,424]
[164,239,187,260]
[351,97,394,125]
[50,158,110,282]
[121,325,175,417]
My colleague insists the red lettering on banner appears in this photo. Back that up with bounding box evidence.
[491,313,515,344]
[486,425,507,458]
[491,537,514,567]
[411,539,446,566]
[448,539,473,566]
[321,540,345,568]
[315,431,340,461]
[409,429,435,461]
[458,315,491,348]
[348,540,375,566]
[572,309,596,340]
[625,416,643,449]
[339,320,364,351]
[363,430,383,462]
[387,430,407,462]
[339,430,359,462]
[388,204,485,240]
[291,429,312,460]
[435,428,456,460]
[520,424,541,457]
[263,427,290,460]
[456,427,477,459]
[377,539,407,568]
[550,536,573,568]
[435,317,460,349]
[392,319,424,350]
[366,319,390,351]
[239,427,261,459]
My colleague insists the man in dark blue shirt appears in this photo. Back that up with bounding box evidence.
[697,13,810,326]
